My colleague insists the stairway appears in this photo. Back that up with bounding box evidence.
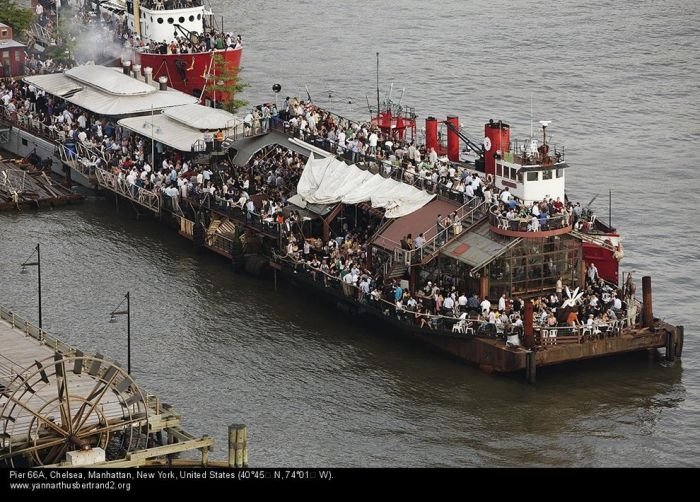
[386,262,408,279]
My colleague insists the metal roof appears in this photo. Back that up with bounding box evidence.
[65,65,155,96]
[0,40,26,49]
[164,104,241,130]
[118,113,243,152]
[24,66,198,116]
[440,221,512,268]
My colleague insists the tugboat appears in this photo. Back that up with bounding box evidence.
[94,0,242,103]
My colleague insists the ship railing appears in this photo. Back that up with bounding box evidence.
[138,0,204,10]
[534,320,628,346]
[94,167,161,214]
[186,192,281,237]
[271,253,494,336]
[0,106,61,144]
[503,139,565,166]
[489,205,570,233]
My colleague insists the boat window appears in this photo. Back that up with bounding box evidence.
[556,168,563,178]
[517,171,523,183]
[509,167,517,180]
[179,17,185,23]
[197,14,201,20]
[167,18,174,24]
[542,170,553,180]
[157,17,163,24]
[496,164,502,177]
[527,171,538,182]
[189,15,195,22]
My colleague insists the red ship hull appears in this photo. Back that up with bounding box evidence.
[133,47,242,104]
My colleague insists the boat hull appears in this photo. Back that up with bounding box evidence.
[132,47,242,103]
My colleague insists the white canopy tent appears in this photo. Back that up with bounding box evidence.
[296,154,434,218]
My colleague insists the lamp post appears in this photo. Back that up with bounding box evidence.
[109,291,131,375]
[20,243,42,330]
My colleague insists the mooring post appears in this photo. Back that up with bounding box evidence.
[523,300,534,348]
[642,276,653,328]
[666,330,676,362]
[525,350,536,385]
[675,326,684,358]
[228,424,248,468]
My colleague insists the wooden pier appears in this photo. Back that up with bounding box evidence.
[0,306,218,467]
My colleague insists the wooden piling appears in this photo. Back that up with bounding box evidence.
[228,424,248,468]
[525,350,536,384]
[523,300,534,348]
[642,276,653,328]
[675,325,684,358]
[665,329,675,362]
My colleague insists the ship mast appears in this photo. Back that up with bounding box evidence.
[133,0,142,38]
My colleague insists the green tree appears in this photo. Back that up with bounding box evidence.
[0,0,35,37]
[208,53,249,113]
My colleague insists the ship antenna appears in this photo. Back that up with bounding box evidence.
[530,94,533,140]
[376,52,381,115]
[397,87,405,108]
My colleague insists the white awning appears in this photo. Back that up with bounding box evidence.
[118,113,244,152]
[164,104,241,130]
[296,154,434,218]
[24,66,199,116]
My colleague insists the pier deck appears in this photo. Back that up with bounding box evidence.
[0,307,213,467]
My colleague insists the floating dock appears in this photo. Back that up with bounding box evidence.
[0,161,83,212]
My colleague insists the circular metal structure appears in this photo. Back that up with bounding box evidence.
[0,353,149,467]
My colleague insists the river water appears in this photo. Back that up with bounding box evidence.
[1,0,699,466]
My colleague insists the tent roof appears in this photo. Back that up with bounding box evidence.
[296,154,434,219]
[164,104,240,130]
[24,65,198,116]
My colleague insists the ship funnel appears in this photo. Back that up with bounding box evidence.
[425,117,438,154]
[122,60,131,75]
[158,76,168,91]
[446,115,460,162]
[484,120,511,176]
[132,64,142,80]
[144,67,153,85]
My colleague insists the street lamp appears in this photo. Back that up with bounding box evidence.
[20,243,42,330]
[109,291,131,375]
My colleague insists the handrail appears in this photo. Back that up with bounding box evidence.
[95,167,161,214]
[489,205,570,233]
[0,305,77,355]
[399,198,489,265]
